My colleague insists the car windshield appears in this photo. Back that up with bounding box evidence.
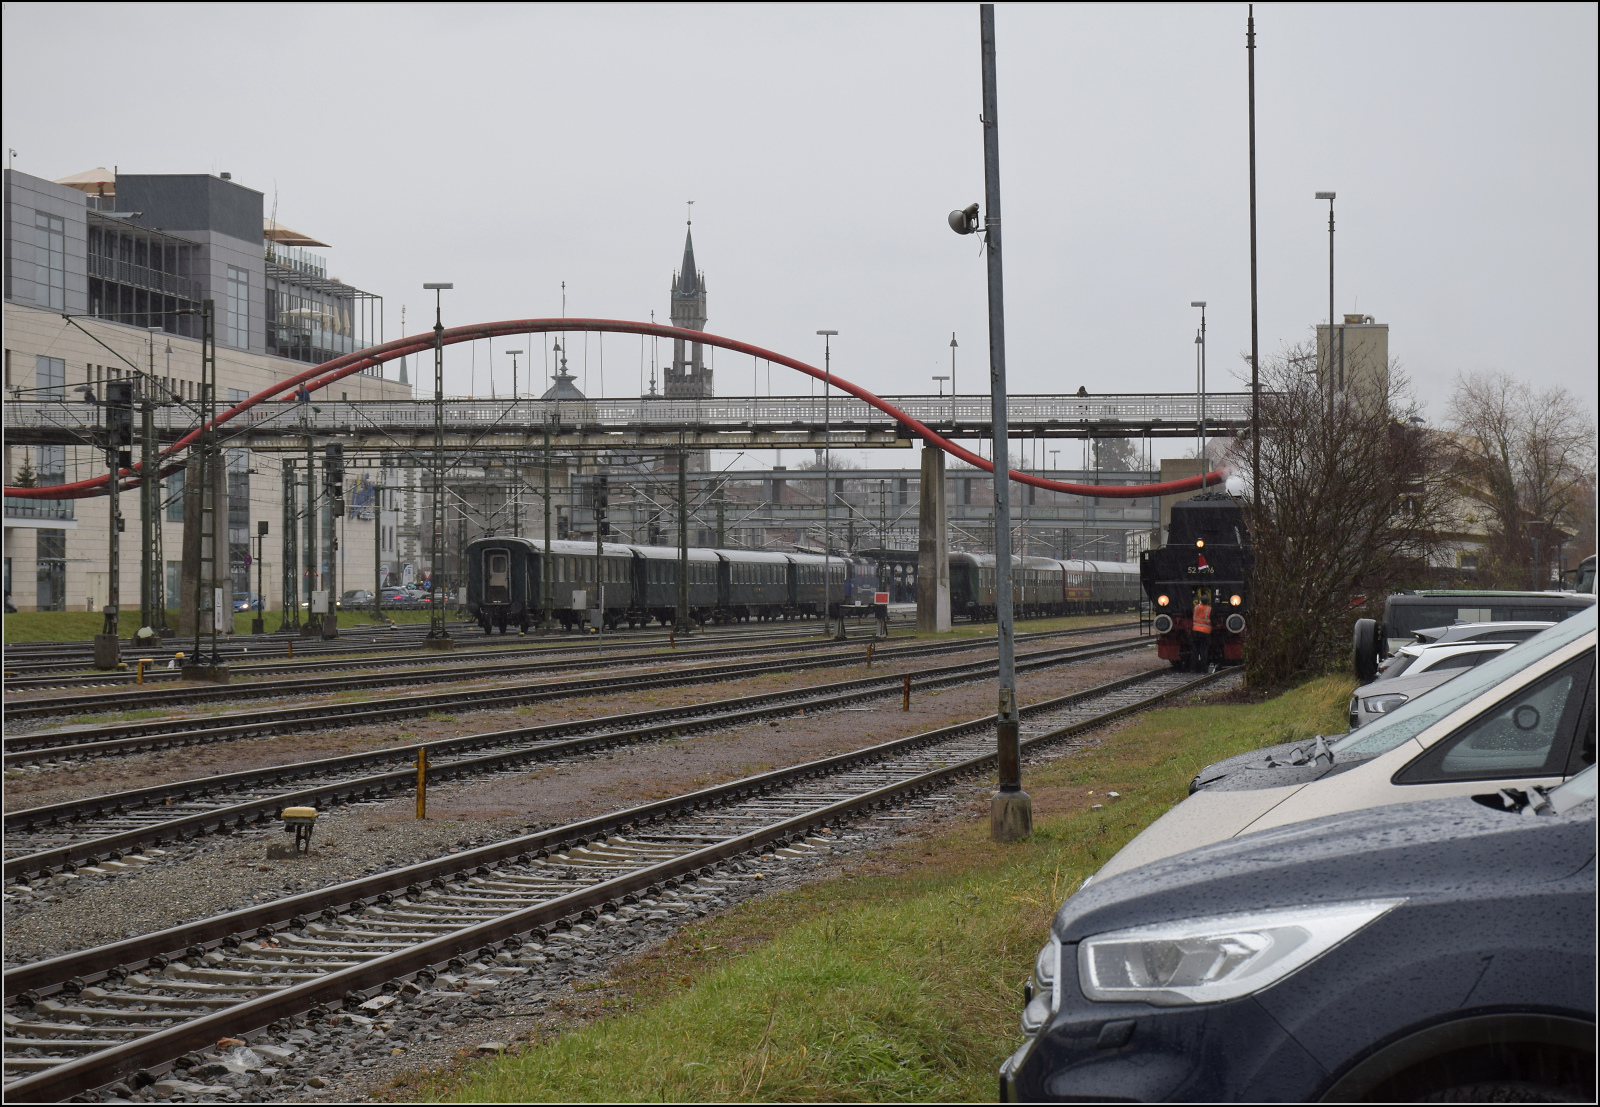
[1334,607,1596,756]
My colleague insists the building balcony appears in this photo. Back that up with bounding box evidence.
[4,495,76,525]
[87,253,202,300]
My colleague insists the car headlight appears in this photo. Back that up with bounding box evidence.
[1021,935,1061,1035]
[1361,693,1409,715]
[1078,899,1403,1006]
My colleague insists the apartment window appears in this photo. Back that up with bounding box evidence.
[227,266,250,349]
[36,446,66,487]
[34,213,66,310]
[167,467,185,522]
[36,355,65,400]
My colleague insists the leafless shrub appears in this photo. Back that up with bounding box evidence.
[1239,342,1452,687]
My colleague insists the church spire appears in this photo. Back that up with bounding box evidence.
[677,225,699,294]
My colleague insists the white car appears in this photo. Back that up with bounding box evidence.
[1092,608,1596,883]
[1346,622,1554,729]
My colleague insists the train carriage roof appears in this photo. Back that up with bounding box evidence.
[627,544,721,563]
[716,550,793,565]
[785,551,846,567]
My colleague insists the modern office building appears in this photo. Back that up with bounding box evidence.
[3,166,409,616]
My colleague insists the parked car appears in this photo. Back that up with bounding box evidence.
[1089,607,1595,884]
[338,590,374,609]
[1001,766,1596,1102]
[1347,621,1554,729]
[1353,589,1594,678]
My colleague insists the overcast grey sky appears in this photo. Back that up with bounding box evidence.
[5,3,1596,461]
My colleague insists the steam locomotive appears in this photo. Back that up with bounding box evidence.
[1139,492,1252,669]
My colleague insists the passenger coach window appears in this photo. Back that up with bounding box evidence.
[1396,655,1592,784]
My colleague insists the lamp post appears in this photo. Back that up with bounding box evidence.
[948,4,1029,841]
[1315,191,1339,395]
[933,374,949,396]
[1315,192,1336,328]
[1190,301,1207,466]
[817,330,839,638]
[423,282,453,648]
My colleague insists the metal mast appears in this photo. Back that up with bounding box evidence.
[979,3,1030,841]
[424,282,453,647]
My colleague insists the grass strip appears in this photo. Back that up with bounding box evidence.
[403,674,1352,1103]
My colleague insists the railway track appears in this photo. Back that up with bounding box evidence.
[2,629,931,714]
[2,628,1145,765]
[2,619,909,685]
[3,621,1126,715]
[1,666,1223,1100]
[3,636,1153,880]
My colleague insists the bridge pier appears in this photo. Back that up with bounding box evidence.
[916,444,950,632]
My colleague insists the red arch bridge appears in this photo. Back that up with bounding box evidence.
[4,319,1233,501]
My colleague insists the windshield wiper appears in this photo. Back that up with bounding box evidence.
[1262,734,1334,768]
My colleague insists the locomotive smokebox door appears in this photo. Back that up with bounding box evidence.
[281,807,319,852]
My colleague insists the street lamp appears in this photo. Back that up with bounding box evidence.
[948,4,1028,842]
[817,330,839,638]
[1315,192,1336,328]
[423,282,453,647]
[1190,301,1207,466]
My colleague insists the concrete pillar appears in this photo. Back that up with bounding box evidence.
[177,453,229,638]
[916,443,950,632]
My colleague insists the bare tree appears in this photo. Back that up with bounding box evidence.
[1448,372,1596,588]
[1241,342,1451,687]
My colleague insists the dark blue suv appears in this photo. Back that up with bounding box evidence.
[1001,768,1596,1102]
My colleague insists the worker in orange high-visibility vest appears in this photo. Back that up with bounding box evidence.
[1191,589,1213,673]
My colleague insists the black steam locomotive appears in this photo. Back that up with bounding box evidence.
[1139,492,1252,669]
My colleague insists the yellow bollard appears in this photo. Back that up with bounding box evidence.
[136,659,147,684]
[287,640,293,659]
[866,643,874,668]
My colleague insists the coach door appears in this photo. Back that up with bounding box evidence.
[484,548,511,603]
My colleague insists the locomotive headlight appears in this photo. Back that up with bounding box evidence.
[1195,539,1205,549]
[1157,594,1170,607]
[1229,594,1242,607]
